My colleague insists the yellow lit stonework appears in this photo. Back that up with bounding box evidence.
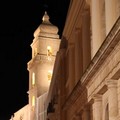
[47,46,52,60]
[10,11,61,120]
[34,48,37,56]
[42,11,49,22]
[48,70,52,81]
[9,1,120,120]
[32,96,35,107]
[46,1,120,120]
[32,72,35,87]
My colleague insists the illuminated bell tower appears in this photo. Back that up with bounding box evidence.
[27,11,61,120]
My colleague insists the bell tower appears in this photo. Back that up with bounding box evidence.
[27,11,61,120]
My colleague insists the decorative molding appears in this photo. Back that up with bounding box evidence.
[63,17,120,110]
[105,79,118,88]
[81,17,120,84]
[27,54,55,70]
[92,94,102,102]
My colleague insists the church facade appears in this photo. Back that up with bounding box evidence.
[46,0,120,120]
[10,0,120,120]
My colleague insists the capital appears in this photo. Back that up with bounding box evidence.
[105,79,118,88]
[92,94,102,102]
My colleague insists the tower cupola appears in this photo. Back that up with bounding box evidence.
[34,11,59,38]
[28,10,61,96]
[27,10,61,120]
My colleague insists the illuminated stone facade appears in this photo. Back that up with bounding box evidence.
[46,0,120,120]
[10,0,120,120]
[10,12,61,120]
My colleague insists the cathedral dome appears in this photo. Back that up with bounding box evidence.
[34,11,59,37]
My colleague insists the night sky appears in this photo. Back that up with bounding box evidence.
[0,0,70,119]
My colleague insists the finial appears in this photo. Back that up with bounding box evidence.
[45,11,47,15]
[42,11,50,22]
[10,115,14,120]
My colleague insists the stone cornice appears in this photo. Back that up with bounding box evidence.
[27,86,37,95]
[31,36,61,48]
[27,54,55,70]
[105,79,118,88]
[63,17,120,110]
[81,17,120,84]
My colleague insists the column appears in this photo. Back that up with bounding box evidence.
[75,113,82,120]
[92,94,102,120]
[91,0,104,58]
[105,0,118,34]
[106,79,118,120]
[82,10,91,71]
[82,105,90,120]
[75,29,83,83]
[48,113,55,120]
[118,79,120,116]
[69,44,75,92]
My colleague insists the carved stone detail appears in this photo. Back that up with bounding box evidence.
[28,54,55,69]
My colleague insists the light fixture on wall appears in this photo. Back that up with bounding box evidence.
[47,46,52,60]
[34,48,38,56]
[48,70,52,81]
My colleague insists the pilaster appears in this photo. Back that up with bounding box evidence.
[105,0,118,34]
[91,0,104,58]
[106,79,118,120]
[82,105,90,120]
[92,94,102,120]
[68,43,75,93]
[82,10,91,71]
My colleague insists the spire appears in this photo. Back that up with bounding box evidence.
[42,11,50,23]
[10,115,14,120]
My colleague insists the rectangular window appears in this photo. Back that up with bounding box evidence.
[32,95,35,107]
[32,72,35,87]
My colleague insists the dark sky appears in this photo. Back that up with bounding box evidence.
[0,0,70,119]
